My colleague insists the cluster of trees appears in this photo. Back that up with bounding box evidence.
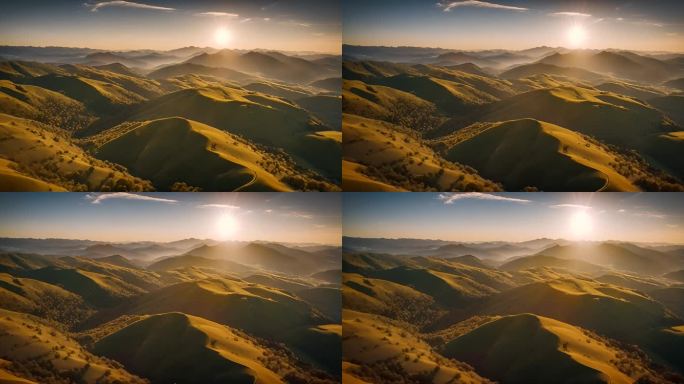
[35,97,93,132]
[385,98,442,135]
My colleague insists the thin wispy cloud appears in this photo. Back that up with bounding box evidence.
[551,12,591,17]
[197,204,240,209]
[195,11,239,17]
[550,204,592,209]
[634,211,667,219]
[240,18,252,23]
[287,212,314,219]
[439,1,528,12]
[438,193,531,204]
[85,1,175,12]
[86,193,178,204]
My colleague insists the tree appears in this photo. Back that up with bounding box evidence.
[385,98,442,134]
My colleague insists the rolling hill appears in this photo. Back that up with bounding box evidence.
[538,243,682,276]
[0,309,146,384]
[438,118,646,191]
[343,309,491,384]
[539,51,681,83]
[93,312,290,384]
[0,113,152,191]
[443,313,652,384]
[93,85,341,186]
[186,50,338,84]
[500,63,605,83]
[343,113,501,191]
[94,117,296,191]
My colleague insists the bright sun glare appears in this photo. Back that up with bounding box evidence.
[216,214,239,240]
[214,27,231,47]
[569,210,593,240]
[567,25,588,48]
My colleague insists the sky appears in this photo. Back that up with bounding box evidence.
[0,0,341,53]
[0,193,342,245]
[344,0,684,52]
[344,193,684,243]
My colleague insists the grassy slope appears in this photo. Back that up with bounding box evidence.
[0,113,151,191]
[439,118,640,191]
[596,81,665,101]
[244,81,313,101]
[296,95,342,130]
[0,308,146,384]
[342,309,490,384]
[0,273,91,326]
[343,114,500,191]
[499,63,605,83]
[0,158,65,191]
[482,277,677,340]
[59,64,164,99]
[475,86,674,146]
[93,312,284,384]
[0,79,84,119]
[648,95,684,127]
[123,85,340,183]
[98,278,326,339]
[24,266,147,308]
[444,85,683,179]
[443,313,638,384]
[94,117,293,191]
[343,79,434,120]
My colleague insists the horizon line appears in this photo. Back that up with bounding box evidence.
[341,43,684,55]
[0,43,341,55]
[0,235,341,247]
[342,235,683,246]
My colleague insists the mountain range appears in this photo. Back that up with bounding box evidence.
[342,45,684,191]
[0,237,341,383]
[0,46,342,191]
[342,236,684,383]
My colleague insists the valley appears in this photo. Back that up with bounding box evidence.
[342,192,684,383]
[0,46,341,191]
[0,192,343,383]
[342,45,684,191]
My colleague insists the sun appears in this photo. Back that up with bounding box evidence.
[569,210,593,240]
[216,213,239,240]
[214,27,231,47]
[567,24,588,48]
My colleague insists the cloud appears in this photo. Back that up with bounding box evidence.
[86,193,178,204]
[265,209,273,213]
[287,212,314,219]
[634,211,667,219]
[439,1,528,12]
[86,1,175,12]
[263,18,271,21]
[240,18,252,23]
[197,204,240,209]
[195,11,239,17]
[618,209,626,213]
[550,12,591,17]
[550,204,592,209]
[438,193,531,204]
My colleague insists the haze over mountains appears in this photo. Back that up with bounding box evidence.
[342,192,684,383]
[342,235,684,383]
[0,45,342,191]
[0,191,342,383]
[0,236,342,383]
[342,44,684,191]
